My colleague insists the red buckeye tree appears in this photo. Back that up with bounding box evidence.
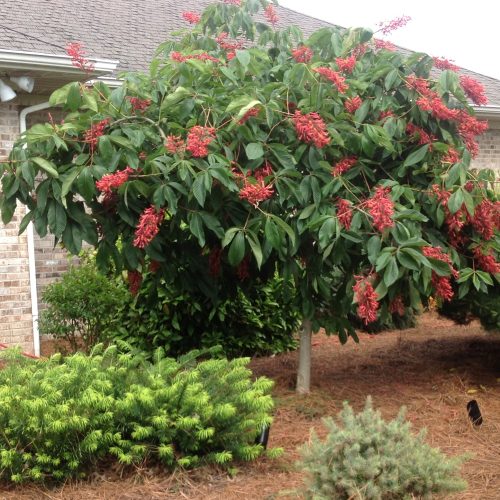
[1,0,499,393]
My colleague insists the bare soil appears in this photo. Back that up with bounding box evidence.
[2,313,499,499]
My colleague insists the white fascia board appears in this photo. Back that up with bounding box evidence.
[0,49,118,76]
[473,105,500,116]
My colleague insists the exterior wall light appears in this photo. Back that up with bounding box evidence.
[10,76,35,93]
[0,78,17,102]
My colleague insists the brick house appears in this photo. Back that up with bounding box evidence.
[1,0,500,354]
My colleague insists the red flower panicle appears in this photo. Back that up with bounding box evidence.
[345,96,362,114]
[133,206,165,248]
[473,247,500,274]
[431,274,454,301]
[66,42,94,73]
[84,119,109,152]
[406,123,436,146]
[335,56,356,73]
[170,51,218,63]
[471,200,496,240]
[433,57,459,72]
[128,97,151,112]
[236,256,250,281]
[332,156,357,177]
[128,270,142,296]
[166,135,185,154]
[378,110,394,121]
[377,15,411,35]
[264,4,278,26]
[422,246,457,301]
[406,75,433,97]
[182,11,201,24]
[366,187,394,232]
[353,276,379,325]
[459,75,488,106]
[352,44,367,58]
[254,161,273,181]
[186,126,216,157]
[336,199,353,229]
[292,46,313,63]
[292,110,330,148]
[314,67,348,93]
[215,32,243,51]
[149,260,161,274]
[209,247,223,277]
[416,93,459,121]
[96,167,133,195]
[239,107,260,124]
[442,146,461,164]
[389,295,405,316]
[456,111,488,158]
[239,181,274,206]
[373,39,396,51]
[422,246,457,273]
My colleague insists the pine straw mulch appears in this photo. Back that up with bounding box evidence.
[2,312,499,499]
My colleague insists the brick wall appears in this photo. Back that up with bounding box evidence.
[0,103,34,353]
[472,121,500,171]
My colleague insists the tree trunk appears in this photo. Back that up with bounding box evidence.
[296,318,312,394]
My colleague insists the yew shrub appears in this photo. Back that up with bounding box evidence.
[1,0,498,391]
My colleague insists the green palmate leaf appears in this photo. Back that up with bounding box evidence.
[403,144,429,167]
[32,157,59,178]
[47,201,67,236]
[66,82,81,111]
[264,218,281,249]
[383,257,399,286]
[246,231,263,268]
[228,231,245,266]
[367,235,381,265]
[235,49,251,67]
[448,188,464,214]
[189,212,205,247]
[245,142,264,160]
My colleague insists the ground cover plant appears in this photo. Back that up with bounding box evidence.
[1,0,498,392]
[0,345,277,484]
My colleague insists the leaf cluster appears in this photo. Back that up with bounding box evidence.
[0,0,498,332]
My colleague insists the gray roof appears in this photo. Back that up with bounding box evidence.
[1,0,500,107]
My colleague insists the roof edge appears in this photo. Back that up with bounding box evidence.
[0,49,118,75]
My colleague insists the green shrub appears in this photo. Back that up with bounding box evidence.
[438,287,500,331]
[38,259,128,352]
[113,272,300,357]
[298,398,467,499]
[0,346,277,484]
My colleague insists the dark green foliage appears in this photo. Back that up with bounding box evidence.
[438,286,500,331]
[113,272,300,357]
[299,398,467,499]
[0,346,278,484]
[38,259,128,352]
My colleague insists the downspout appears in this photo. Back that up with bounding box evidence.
[19,101,51,357]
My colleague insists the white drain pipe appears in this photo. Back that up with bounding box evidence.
[19,101,51,357]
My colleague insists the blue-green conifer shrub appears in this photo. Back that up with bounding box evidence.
[299,398,467,499]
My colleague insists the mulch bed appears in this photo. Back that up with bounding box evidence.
[2,313,499,499]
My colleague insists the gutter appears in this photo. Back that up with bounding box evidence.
[473,105,500,119]
[0,49,118,76]
[19,101,51,357]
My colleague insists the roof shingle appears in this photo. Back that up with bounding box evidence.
[1,0,499,107]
